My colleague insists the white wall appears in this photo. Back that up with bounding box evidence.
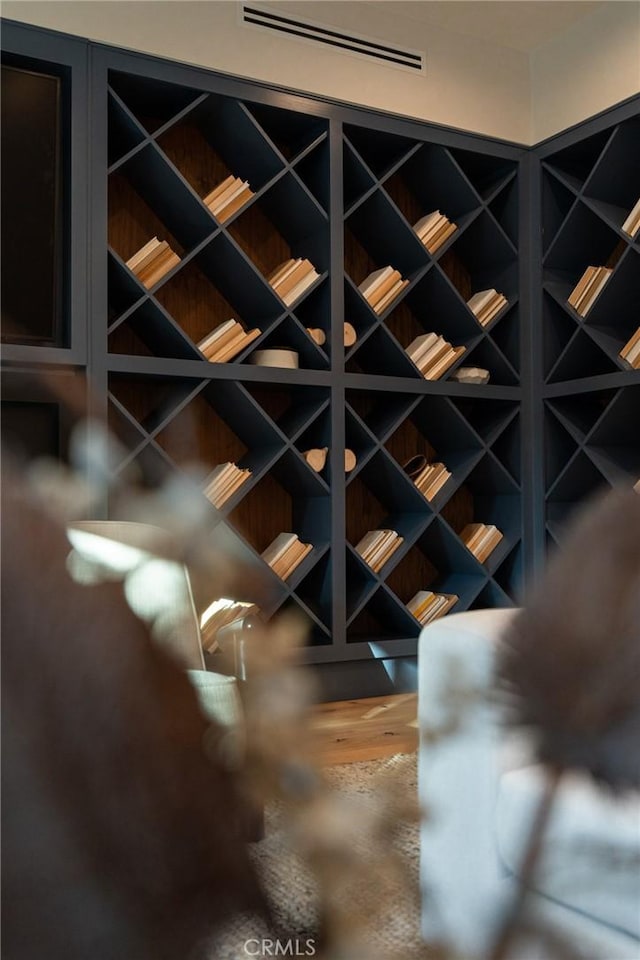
[531,1,640,143]
[2,0,531,142]
[3,1,639,144]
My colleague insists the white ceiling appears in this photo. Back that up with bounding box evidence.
[362,1,608,52]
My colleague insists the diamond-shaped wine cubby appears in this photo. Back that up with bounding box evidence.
[226,169,329,291]
[345,181,427,276]
[381,393,487,507]
[379,142,482,252]
[543,386,630,546]
[543,246,633,382]
[108,89,147,168]
[107,254,147,327]
[578,247,640,362]
[344,403,379,477]
[346,582,423,644]
[544,404,580,492]
[153,94,285,210]
[441,210,518,328]
[545,390,618,447]
[401,266,480,361]
[447,146,518,204]
[459,320,520,386]
[242,380,330,441]
[292,413,332,487]
[108,70,204,139]
[397,517,487,610]
[469,580,515,610]
[582,120,640,236]
[541,168,577,254]
[582,386,640,486]
[488,174,519,249]
[286,278,331,364]
[542,291,593,383]
[343,199,427,347]
[108,289,207,361]
[546,386,640,492]
[243,100,328,163]
[438,451,522,579]
[289,551,333,645]
[345,318,426,378]
[290,136,330,213]
[383,536,459,619]
[488,540,525,603]
[345,450,431,623]
[451,398,521,486]
[545,323,621,384]
[545,450,611,545]
[156,103,283,216]
[343,138,377,213]
[227,455,329,585]
[146,244,266,359]
[544,200,625,303]
[346,390,420,456]
[540,126,614,195]
[344,124,420,189]
[108,143,216,267]
[447,396,520,449]
[247,308,330,371]
[483,304,520,378]
[346,448,429,558]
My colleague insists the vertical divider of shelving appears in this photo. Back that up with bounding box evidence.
[87,46,110,515]
[69,37,90,367]
[329,115,346,650]
[519,149,546,583]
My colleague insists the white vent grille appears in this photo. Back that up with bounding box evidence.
[241,4,425,73]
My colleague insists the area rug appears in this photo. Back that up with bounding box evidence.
[211,752,422,959]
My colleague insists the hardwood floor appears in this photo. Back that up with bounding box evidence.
[309,692,418,766]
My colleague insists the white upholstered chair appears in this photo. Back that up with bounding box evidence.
[418,609,640,960]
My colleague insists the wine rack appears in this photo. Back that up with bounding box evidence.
[2,17,638,695]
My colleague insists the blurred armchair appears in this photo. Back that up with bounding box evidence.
[418,608,640,960]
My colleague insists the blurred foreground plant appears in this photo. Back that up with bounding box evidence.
[12,391,429,960]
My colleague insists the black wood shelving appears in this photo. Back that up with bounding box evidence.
[1,17,638,696]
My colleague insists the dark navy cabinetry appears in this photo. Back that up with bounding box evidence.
[2,18,638,695]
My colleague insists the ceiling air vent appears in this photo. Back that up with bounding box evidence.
[241,4,425,73]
